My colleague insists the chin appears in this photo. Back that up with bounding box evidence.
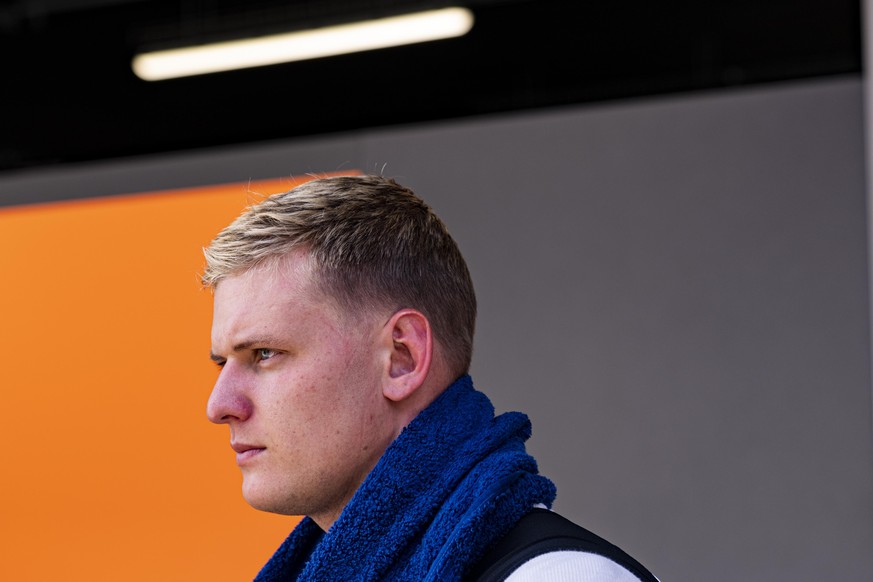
[242,479,299,515]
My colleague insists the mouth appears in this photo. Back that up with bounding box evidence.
[231,442,265,465]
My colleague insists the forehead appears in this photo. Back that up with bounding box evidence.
[213,251,382,347]
[212,254,324,333]
[218,251,312,297]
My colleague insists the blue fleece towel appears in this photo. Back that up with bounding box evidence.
[254,375,557,582]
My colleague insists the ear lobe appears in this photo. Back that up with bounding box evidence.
[383,309,433,402]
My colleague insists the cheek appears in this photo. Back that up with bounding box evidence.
[266,342,382,433]
[267,367,342,429]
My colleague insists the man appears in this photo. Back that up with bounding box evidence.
[204,175,657,581]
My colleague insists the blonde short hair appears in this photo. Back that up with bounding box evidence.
[202,175,476,376]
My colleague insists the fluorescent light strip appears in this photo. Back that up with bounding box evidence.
[132,7,474,81]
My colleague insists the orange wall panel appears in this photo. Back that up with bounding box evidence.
[0,174,355,581]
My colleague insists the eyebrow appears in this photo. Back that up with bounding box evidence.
[209,337,285,362]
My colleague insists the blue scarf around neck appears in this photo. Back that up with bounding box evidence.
[254,375,557,582]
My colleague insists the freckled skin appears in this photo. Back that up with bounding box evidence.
[206,252,402,530]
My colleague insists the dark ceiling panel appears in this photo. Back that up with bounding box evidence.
[0,0,861,173]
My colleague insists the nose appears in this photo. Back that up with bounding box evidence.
[206,362,253,424]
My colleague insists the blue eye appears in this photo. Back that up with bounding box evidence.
[257,348,277,361]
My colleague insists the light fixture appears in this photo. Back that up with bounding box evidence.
[132,6,474,81]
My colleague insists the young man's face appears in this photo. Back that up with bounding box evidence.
[207,252,396,529]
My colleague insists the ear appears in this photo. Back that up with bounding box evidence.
[382,308,433,402]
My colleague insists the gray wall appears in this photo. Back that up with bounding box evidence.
[2,75,870,581]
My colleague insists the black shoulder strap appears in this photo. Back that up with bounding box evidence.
[468,509,658,582]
